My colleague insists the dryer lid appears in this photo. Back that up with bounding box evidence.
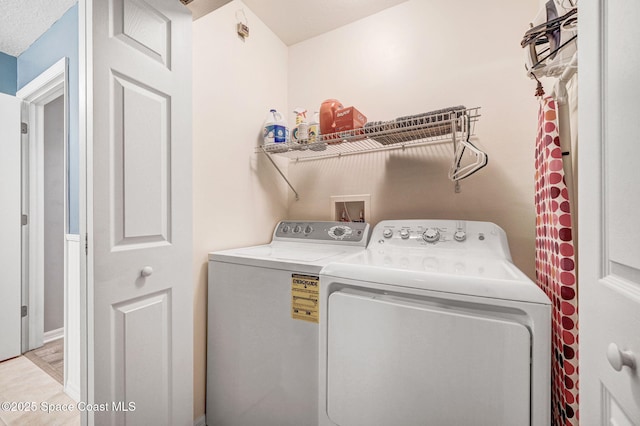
[321,250,551,304]
[326,290,531,425]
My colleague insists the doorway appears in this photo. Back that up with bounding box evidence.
[17,58,81,401]
[25,94,65,384]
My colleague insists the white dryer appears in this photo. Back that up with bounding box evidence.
[319,220,551,426]
[207,220,370,426]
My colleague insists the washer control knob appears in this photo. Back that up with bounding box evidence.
[328,225,352,240]
[293,225,302,233]
[304,225,313,235]
[383,229,393,239]
[422,228,440,243]
[453,230,467,242]
[399,229,410,240]
[281,225,290,233]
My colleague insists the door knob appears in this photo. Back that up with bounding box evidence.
[607,343,636,372]
[141,266,153,277]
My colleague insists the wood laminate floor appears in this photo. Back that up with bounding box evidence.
[0,340,79,425]
[23,339,64,385]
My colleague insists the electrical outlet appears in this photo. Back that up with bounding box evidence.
[331,195,371,223]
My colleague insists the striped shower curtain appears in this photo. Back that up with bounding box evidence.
[534,96,578,426]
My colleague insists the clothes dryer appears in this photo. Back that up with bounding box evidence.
[207,221,370,426]
[319,220,551,426]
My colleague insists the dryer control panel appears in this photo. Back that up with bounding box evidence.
[372,220,512,260]
[274,221,370,246]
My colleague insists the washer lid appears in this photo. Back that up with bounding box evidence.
[227,245,342,262]
[321,249,551,304]
[209,241,366,272]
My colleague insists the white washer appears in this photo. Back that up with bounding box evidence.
[207,220,371,426]
[319,220,551,426]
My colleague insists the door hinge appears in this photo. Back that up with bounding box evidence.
[85,233,88,255]
[21,122,28,134]
[21,305,28,317]
[21,214,28,226]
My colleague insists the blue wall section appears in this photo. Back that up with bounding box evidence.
[0,52,17,95]
[18,4,79,234]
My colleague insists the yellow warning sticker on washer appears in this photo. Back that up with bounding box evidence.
[291,274,319,323]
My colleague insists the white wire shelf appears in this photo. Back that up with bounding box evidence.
[257,107,483,199]
[258,107,480,161]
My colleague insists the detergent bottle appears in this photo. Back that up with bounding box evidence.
[263,109,288,145]
[320,99,343,143]
[320,99,343,135]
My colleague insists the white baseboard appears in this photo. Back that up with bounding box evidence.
[194,415,206,426]
[43,327,64,343]
[64,382,81,402]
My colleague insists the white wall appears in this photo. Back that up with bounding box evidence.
[43,95,65,333]
[192,0,289,418]
[193,0,541,419]
[287,0,540,279]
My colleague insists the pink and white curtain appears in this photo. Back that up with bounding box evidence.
[534,96,579,426]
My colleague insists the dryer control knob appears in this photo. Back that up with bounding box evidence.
[383,229,393,239]
[454,230,467,242]
[304,225,313,235]
[399,229,410,239]
[422,228,440,243]
[293,225,302,233]
[281,225,290,233]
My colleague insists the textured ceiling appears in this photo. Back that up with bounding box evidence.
[189,0,408,46]
[1,0,408,56]
[0,0,77,57]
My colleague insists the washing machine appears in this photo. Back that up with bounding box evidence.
[319,220,551,426]
[207,220,371,426]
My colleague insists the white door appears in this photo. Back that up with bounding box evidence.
[0,93,22,362]
[580,0,640,424]
[82,0,193,424]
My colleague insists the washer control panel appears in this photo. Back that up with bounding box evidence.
[274,221,370,245]
[372,220,511,259]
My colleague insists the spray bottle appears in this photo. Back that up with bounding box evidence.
[292,108,309,146]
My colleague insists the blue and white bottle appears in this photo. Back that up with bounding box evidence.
[263,109,288,145]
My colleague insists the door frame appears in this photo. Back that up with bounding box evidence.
[16,57,69,358]
[78,1,92,423]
